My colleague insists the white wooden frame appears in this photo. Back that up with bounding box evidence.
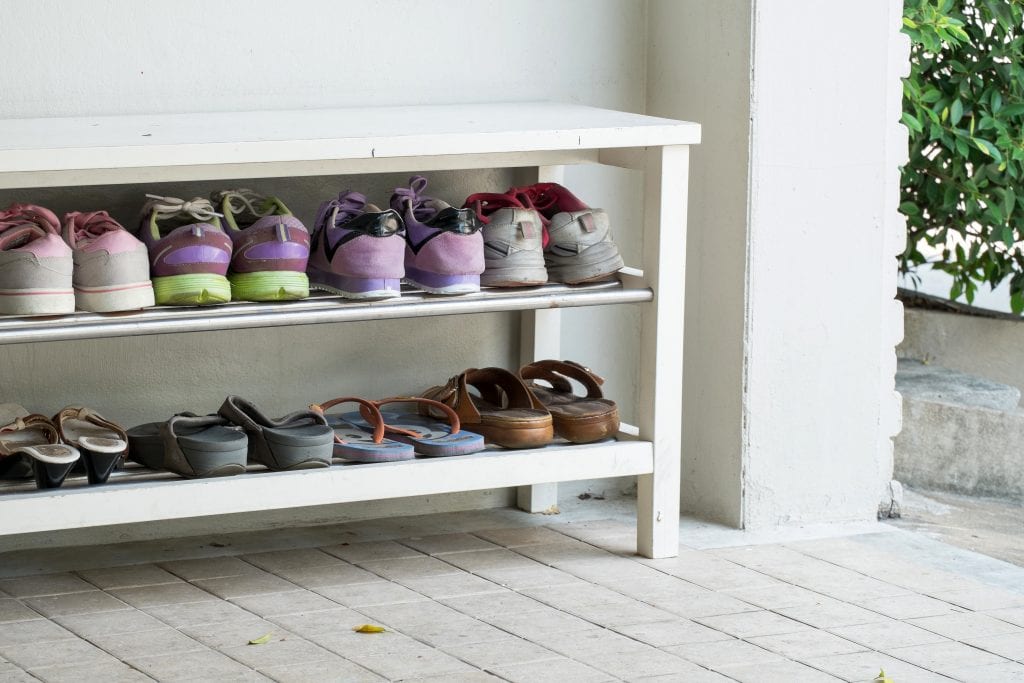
[0,103,698,558]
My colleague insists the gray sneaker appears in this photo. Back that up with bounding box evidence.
[512,183,624,284]
[464,194,547,287]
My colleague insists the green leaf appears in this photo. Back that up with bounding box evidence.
[900,201,921,216]
[248,633,273,645]
[901,112,923,133]
[1000,103,1024,117]
[950,99,964,125]
[1001,225,1015,246]
[903,17,918,29]
[1012,291,1024,315]
[974,138,1004,162]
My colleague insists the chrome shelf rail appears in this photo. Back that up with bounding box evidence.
[0,280,651,345]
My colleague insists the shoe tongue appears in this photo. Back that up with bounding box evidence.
[332,191,368,224]
[0,224,47,250]
[414,198,449,223]
[73,211,121,240]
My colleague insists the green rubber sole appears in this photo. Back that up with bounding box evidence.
[153,274,232,306]
[229,271,309,302]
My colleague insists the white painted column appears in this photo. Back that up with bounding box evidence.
[516,165,565,513]
[647,0,902,528]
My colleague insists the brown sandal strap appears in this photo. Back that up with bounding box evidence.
[519,360,605,399]
[310,397,386,444]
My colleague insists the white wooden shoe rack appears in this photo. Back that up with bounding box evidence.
[0,103,699,558]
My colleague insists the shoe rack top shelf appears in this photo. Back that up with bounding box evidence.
[0,280,651,345]
[0,102,700,188]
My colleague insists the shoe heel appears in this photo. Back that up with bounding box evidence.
[82,449,123,485]
[179,445,248,478]
[32,460,76,489]
[152,274,231,306]
[229,271,309,302]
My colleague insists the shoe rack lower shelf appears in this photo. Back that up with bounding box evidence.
[0,439,652,536]
[0,280,650,345]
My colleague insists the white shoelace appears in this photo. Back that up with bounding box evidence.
[144,194,222,221]
[215,189,276,220]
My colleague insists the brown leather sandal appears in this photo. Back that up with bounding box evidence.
[420,367,553,449]
[518,360,620,444]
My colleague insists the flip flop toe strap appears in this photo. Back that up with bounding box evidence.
[310,397,386,444]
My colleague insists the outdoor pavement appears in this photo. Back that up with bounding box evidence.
[891,486,1024,569]
[0,500,1022,682]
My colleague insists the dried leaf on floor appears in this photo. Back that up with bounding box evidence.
[248,633,273,645]
[353,624,386,633]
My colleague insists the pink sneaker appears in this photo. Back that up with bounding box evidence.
[0,204,74,316]
[63,211,155,312]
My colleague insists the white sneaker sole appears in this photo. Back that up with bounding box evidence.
[75,282,156,313]
[0,289,76,316]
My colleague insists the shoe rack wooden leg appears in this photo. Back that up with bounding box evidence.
[517,164,565,514]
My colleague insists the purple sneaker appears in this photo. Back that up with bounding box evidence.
[139,195,233,306]
[213,189,310,302]
[390,176,484,295]
[307,191,405,300]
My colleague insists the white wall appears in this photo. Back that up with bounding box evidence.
[646,0,751,527]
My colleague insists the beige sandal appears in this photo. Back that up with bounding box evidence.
[54,406,128,485]
[519,360,620,444]
[0,404,80,489]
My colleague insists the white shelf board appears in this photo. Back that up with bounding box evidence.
[0,103,700,188]
[0,280,650,345]
[0,440,652,536]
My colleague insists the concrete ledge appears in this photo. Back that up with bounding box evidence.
[900,308,1024,402]
[895,396,1024,502]
[896,359,1020,411]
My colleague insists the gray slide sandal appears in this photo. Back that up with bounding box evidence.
[218,396,334,471]
[128,413,248,478]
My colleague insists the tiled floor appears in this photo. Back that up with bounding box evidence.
[0,508,1023,682]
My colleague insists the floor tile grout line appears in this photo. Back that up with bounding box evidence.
[188,553,409,682]
[324,544,582,679]
[71,558,373,679]
[455,529,985,681]
[380,534,734,680]
[330,535,716,680]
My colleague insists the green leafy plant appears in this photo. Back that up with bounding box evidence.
[901,0,1024,312]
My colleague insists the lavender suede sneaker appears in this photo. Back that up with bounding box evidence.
[139,195,232,306]
[307,191,405,300]
[390,176,484,295]
[214,189,310,302]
